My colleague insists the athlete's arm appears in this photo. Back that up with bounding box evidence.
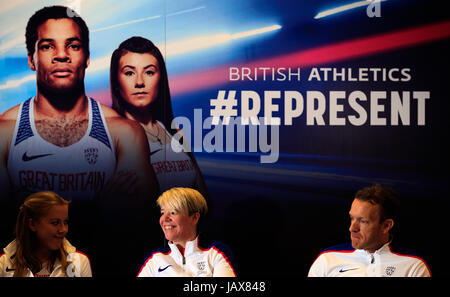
[105,115,159,201]
[0,122,10,200]
[0,108,17,201]
[172,127,209,199]
[188,152,209,199]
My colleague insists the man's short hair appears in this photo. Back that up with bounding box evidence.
[25,5,90,57]
[355,184,400,223]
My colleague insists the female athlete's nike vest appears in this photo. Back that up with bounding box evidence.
[148,121,196,194]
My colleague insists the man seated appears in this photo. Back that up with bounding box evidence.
[308,184,431,277]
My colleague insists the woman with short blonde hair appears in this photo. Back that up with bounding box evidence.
[138,187,237,277]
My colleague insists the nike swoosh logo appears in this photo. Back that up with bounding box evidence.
[22,152,53,162]
[150,149,162,157]
[339,267,359,273]
[158,265,172,273]
[6,267,15,272]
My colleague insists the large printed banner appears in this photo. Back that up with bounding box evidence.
[0,0,448,280]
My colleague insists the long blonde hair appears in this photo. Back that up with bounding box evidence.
[13,191,71,277]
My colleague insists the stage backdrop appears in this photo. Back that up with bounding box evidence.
[0,0,448,277]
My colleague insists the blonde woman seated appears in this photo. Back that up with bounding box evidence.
[137,187,237,277]
[0,191,92,277]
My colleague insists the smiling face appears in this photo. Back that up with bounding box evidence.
[349,199,393,253]
[117,52,160,109]
[159,205,199,248]
[28,205,69,255]
[28,18,89,94]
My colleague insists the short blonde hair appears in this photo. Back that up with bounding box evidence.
[157,187,208,216]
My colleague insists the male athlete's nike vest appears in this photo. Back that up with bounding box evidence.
[7,97,116,200]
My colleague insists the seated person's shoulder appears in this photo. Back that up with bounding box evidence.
[388,242,430,264]
[321,243,355,254]
[144,245,172,261]
[199,238,235,259]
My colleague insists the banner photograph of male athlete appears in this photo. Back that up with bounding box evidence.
[0,0,448,281]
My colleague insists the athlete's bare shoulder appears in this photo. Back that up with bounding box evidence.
[98,103,121,118]
[96,102,138,130]
[0,104,20,144]
[97,104,145,145]
[0,105,19,158]
[0,117,15,134]
[0,104,20,121]
[106,115,145,138]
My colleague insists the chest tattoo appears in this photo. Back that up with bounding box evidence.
[35,117,89,147]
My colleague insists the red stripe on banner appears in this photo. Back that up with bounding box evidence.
[170,20,450,96]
